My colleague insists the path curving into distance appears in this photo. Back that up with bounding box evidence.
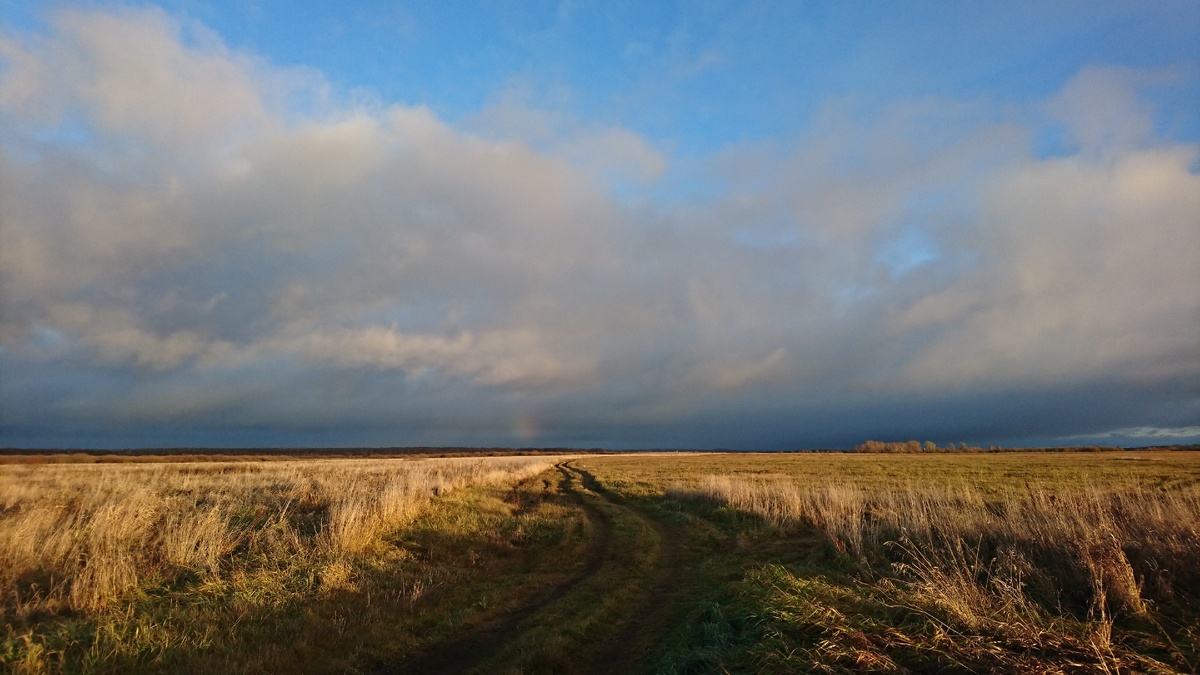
[574,464,688,675]
[393,461,696,675]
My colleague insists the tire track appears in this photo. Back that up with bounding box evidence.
[391,463,611,675]
[389,462,693,674]
[572,465,687,675]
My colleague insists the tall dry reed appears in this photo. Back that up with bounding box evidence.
[672,476,1200,624]
[0,456,557,617]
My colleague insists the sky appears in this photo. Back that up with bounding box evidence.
[1,1,1198,449]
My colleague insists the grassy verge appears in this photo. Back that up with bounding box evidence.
[458,465,660,674]
[579,452,1200,673]
[6,451,1197,672]
[1,458,586,673]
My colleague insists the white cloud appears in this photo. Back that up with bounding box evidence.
[1122,427,1200,439]
[1046,66,1155,155]
[1068,426,1200,441]
[1,7,1196,445]
[41,304,237,372]
[300,326,595,386]
[893,142,1200,388]
[467,87,667,186]
[0,6,271,148]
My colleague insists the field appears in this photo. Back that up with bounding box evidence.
[2,450,1198,673]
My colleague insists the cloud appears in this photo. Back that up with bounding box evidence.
[300,326,595,386]
[42,303,236,371]
[467,86,667,185]
[1100,427,1200,439]
[1062,425,1200,445]
[1046,66,1156,155]
[1,6,1197,447]
[891,143,1200,389]
[0,6,271,149]
[687,348,791,392]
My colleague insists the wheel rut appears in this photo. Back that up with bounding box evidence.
[572,465,688,675]
[392,463,610,675]
[390,461,691,675]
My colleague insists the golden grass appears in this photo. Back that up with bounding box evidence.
[7,450,1197,672]
[0,456,558,618]
[670,472,1200,661]
[585,450,1200,495]
[571,452,1200,671]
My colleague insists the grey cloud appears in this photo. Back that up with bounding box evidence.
[1047,66,1157,155]
[1,7,1197,448]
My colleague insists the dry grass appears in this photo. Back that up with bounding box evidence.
[670,473,1200,668]
[8,450,1196,672]
[0,456,557,619]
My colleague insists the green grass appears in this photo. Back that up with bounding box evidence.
[4,451,1198,673]
[581,450,1200,494]
[577,451,1200,673]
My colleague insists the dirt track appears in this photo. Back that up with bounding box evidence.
[574,465,688,675]
[393,461,693,674]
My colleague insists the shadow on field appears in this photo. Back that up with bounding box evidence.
[392,464,613,674]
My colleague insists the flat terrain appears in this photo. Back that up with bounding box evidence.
[3,450,1198,673]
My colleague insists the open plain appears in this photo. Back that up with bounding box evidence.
[5,3,1198,672]
[2,449,1198,673]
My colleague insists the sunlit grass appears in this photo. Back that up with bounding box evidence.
[0,456,571,672]
[581,451,1200,672]
[5,450,1197,672]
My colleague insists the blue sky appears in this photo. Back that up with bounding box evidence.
[1,1,1198,448]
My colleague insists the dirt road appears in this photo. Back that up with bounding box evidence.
[394,461,698,674]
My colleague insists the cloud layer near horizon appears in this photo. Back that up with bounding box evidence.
[2,7,1198,448]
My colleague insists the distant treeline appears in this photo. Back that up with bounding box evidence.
[851,440,1200,453]
[855,440,1018,453]
[2,444,1196,464]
